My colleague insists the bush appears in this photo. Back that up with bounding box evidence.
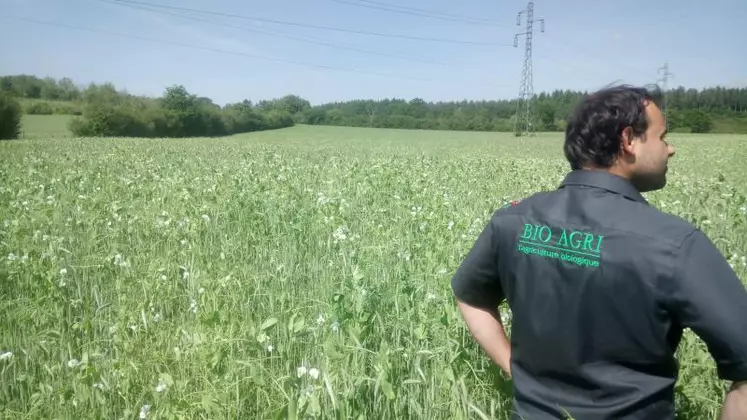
[25,101,54,115]
[52,102,83,115]
[0,92,22,140]
[69,103,152,138]
[68,83,296,138]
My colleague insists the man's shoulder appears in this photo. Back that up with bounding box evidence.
[628,200,699,246]
[491,189,698,248]
[494,190,555,214]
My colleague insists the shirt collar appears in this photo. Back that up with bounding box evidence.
[559,169,648,204]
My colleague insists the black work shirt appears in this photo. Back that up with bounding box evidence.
[451,169,747,420]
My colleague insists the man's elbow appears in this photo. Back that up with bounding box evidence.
[720,381,747,420]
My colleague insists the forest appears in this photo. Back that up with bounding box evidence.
[2,74,746,137]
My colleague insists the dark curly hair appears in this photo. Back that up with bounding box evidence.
[563,84,663,170]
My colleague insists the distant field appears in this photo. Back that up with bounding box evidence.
[20,114,74,139]
[1,125,745,419]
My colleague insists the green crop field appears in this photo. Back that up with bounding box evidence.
[1,124,745,419]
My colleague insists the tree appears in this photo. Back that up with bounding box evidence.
[0,92,22,140]
[687,109,713,133]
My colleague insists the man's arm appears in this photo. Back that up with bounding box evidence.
[451,215,511,376]
[721,381,747,420]
[665,229,747,415]
[456,300,512,377]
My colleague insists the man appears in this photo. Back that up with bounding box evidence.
[451,84,747,420]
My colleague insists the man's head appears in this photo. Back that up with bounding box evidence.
[563,84,675,192]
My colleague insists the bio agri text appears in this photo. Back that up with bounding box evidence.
[520,223,604,254]
[515,223,604,268]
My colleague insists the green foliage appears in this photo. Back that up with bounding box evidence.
[3,74,747,135]
[686,109,714,133]
[299,87,747,134]
[0,126,745,418]
[25,101,54,115]
[1,75,80,100]
[0,92,22,140]
[67,84,294,138]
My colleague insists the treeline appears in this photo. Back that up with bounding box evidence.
[2,74,747,137]
[301,87,747,134]
[0,75,300,138]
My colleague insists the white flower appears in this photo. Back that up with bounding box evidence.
[447,221,454,230]
[155,381,167,392]
[333,226,348,243]
[267,345,274,352]
[316,314,325,326]
[189,298,198,314]
[308,368,320,380]
[297,366,308,378]
[139,404,151,419]
[331,321,340,333]
[67,359,80,368]
[60,268,67,276]
[0,351,12,361]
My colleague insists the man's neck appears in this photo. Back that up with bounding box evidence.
[581,165,632,182]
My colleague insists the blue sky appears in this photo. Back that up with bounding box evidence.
[1,0,745,105]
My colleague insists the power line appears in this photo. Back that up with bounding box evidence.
[2,15,510,90]
[335,0,506,25]
[326,0,511,28]
[104,0,512,47]
[99,0,492,71]
[513,1,544,138]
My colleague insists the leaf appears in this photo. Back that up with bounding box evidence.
[323,338,342,360]
[260,317,278,331]
[201,394,221,414]
[380,378,395,400]
[159,372,174,386]
[292,317,305,334]
[307,394,321,417]
[352,265,364,282]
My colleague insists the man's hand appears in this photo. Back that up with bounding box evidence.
[456,300,512,378]
[720,381,747,420]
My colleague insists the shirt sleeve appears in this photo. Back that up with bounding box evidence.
[667,228,747,382]
[450,214,504,310]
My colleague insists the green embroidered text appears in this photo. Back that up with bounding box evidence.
[516,223,604,268]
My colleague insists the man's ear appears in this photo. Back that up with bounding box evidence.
[620,127,636,156]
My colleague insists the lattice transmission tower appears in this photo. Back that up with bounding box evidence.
[513,1,544,137]
[658,61,674,129]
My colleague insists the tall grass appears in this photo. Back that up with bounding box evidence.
[0,127,745,419]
